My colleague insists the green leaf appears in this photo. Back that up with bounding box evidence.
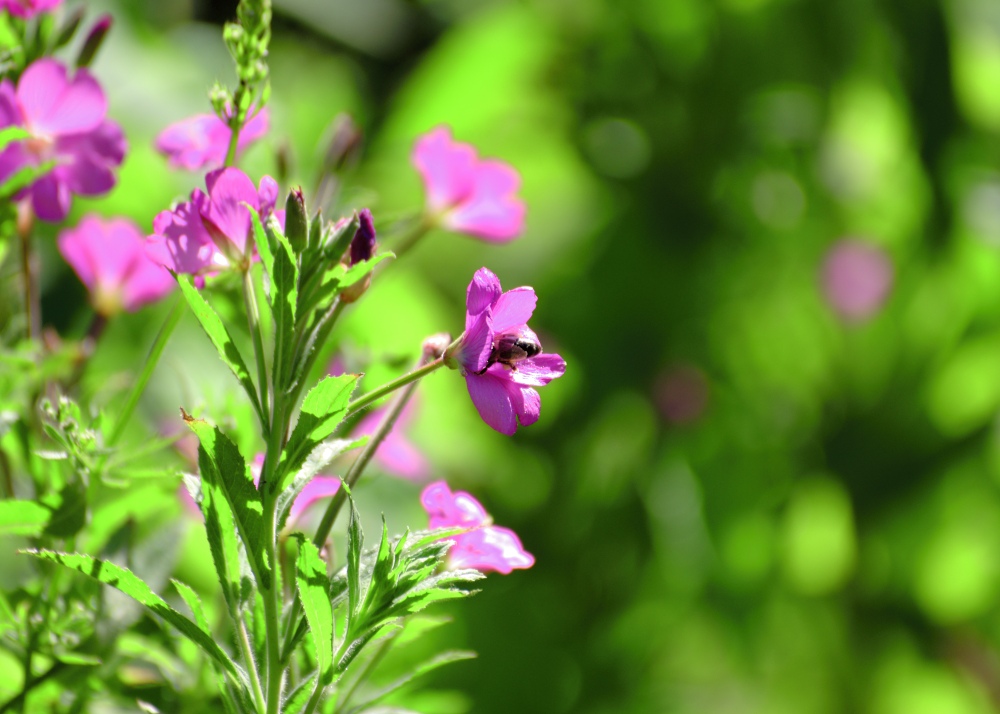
[172,580,210,633]
[25,550,249,691]
[278,375,358,489]
[182,472,243,618]
[342,650,477,714]
[283,673,317,714]
[347,485,363,624]
[41,481,87,538]
[294,536,334,685]
[0,160,54,199]
[175,274,264,425]
[0,499,50,536]
[187,419,271,591]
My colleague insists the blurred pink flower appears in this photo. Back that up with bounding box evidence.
[326,357,430,479]
[411,126,525,241]
[0,0,61,18]
[58,215,174,315]
[0,58,126,222]
[821,239,893,321]
[155,108,269,171]
[146,167,279,278]
[450,267,565,435]
[181,453,340,528]
[420,480,534,574]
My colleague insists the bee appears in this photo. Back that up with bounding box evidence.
[479,326,542,373]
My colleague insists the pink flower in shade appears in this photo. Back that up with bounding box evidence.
[448,267,565,436]
[0,58,126,222]
[353,401,430,480]
[57,215,174,316]
[326,357,429,479]
[411,126,525,242]
[420,481,533,574]
[155,108,269,172]
[821,239,893,322]
[146,167,279,278]
[0,0,62,18]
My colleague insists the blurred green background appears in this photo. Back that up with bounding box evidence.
[29,0,1000,711]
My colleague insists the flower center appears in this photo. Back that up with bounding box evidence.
[24,132,55,163]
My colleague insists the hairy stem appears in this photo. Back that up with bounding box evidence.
[242,268,271,436]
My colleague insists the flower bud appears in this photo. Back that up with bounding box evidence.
[54,7,85,50]
[325,213,358,264]
[423,333,451,360]
[284,187,309,254]
[76,14,112,69]
[349,208,376,266]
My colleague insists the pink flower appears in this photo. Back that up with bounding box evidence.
[327,358,429,479]
[411,126,525,241]
[821,239,893,321]
[155,108,269,172]
[0,58,126,222]
[420,481,533,574]
[448,267,565,435]
[353,400,430,480]
[0,0,62,18]
[146,167,279,277]
[57,215,174,315]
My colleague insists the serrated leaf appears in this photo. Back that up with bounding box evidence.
[278,375,358,489]
[184,473,242,618]
[172,580,210,633]
[343,650,476,714]
[0,499,50,536]
[175,274,264,425]
[283,672,317,714]
[294,536,334,685]
[187,420,271,591]
[25,550,249,691]
[347,487,363,624]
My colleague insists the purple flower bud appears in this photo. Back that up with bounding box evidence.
[76,14,113,69]
[349,208,376,266]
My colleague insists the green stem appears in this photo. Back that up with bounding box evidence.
[0,661,68,714]
[242,268,271,436]
[17,204,38,341]
[223,86,248,168]
[343,358,444,420]
[334,634,396,714]
[236,618,266,713]
[107,297,184,449]
[262,501,283,714]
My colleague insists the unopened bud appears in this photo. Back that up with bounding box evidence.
[284,187,308,254]
[349,208,376,266]
[325,214,358,264]
[76,14,113,69]
[423,333,451,360]
[54,8,85,50]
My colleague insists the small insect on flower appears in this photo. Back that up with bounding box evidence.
[479,326,542,374]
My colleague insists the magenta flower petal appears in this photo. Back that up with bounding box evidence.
[200,167,259,254]
[444,161,525,242]
[465,371,517,436]
[420,481,533,575]
[457,310,493,373]
[59,215,174,315]
[412,127,476,211]
[412,126,525,242]
[505,380,541,427]
[18,60,107,135]
[491,286,537,333]
[448,526,535,574]
[155,108,269,171]
[465,267,502,328]
[509,353,566,387]
[147,201,221,276]
[0,0,62,18]
[420,481,490,530]
[30,174,71,222]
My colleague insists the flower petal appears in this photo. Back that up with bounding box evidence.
[200,167,258,254]
[466,266,502,324]
[19,60,106,135]
[30,174,71,222]
[420,481,489,529]
[458,310,493,373]
[412,126,476,211]
[509,353,566,387]
[507,383,541,427]
[465,371,517,435]
[289,476,341,524]
[444,160,525,241]
[449,526,534,574]
[491,286,537,333]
